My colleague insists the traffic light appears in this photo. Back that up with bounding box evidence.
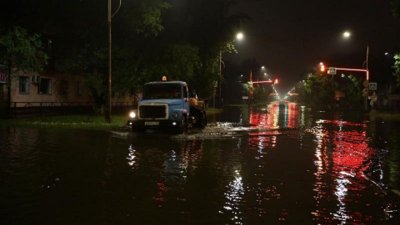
[274,78,279,84]
[319,62,326,73]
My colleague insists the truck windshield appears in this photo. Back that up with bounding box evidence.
[143,83,182,99]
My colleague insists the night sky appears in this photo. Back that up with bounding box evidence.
[229,0,400,91]
[1,0,399,93]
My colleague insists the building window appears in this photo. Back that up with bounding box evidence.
[75,81,82,96]
[60,80,68,96]
[19,76,30,94]
[38,78,52,95]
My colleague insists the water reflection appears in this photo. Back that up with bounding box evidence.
[308,119,398,224]
[248,101,299,130]
[222,169,244,225]
[1,108,400,224]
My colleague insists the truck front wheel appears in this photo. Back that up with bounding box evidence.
[193,110,207,129]
[195,111,207,128]
[175,116,187,134]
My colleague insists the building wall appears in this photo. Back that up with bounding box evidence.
[10,71,136,107]
[10,72,92,103]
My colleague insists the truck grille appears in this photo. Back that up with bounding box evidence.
[139,105,167,119]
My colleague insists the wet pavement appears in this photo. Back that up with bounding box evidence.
[1,101,400,225]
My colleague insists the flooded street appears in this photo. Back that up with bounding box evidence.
[1,102,400,225]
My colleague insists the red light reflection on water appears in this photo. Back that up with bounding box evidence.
[310,119,376,225]
[248,101,299,130]
[247,101,300,155]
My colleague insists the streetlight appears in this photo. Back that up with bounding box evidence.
[236,32,244,41]
[341,31,369,70]
[341,30,370,110]
[217,31,245,107]
[342,31,351,39]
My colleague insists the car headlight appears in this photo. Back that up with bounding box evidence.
[129,111,137,119]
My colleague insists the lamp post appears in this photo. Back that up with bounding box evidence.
[342,30,370,110]
[342,31,369,70]
[217,32,244,107]
[106,0,112,123]
[106,0,122,123]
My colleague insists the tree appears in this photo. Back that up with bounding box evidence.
[335,74,363,109]
[296,73,335,109]
[392,0,400,17]
[0,26,48,113]
[162,0,248,98]
[0,0,247,116]
[394,54,400,87]
[296,72,365,110]
[391,1,400,87]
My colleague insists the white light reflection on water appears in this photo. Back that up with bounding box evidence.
[311,122,329,217]
[127,144,137,168]
[222,169,244,225]
[333,173,351,224]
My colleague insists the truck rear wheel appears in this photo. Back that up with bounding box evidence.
[197,111,207,128]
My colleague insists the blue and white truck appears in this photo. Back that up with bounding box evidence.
[127,80,207,133]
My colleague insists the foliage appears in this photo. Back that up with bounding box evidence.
[162,44,201,81]
[164,0,248,97]
[0,26,48,73]
[127,0,171,36]
[0,0,247,104]
[394,54,400,87]
[392,0,400,17]
[335,74,363,108]
[253,85,272,103]
[296,73,364,110]
[296,73,335,109]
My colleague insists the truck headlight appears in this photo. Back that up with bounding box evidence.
[129,111,137,119]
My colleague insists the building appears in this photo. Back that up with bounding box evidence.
[0,71,136,117]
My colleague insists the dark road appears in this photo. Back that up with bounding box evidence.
[1,102,400,225]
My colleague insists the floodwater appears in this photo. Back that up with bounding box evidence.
[1,101,400,225]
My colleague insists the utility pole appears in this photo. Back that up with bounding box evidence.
[365,45,370,70]
[106,0,122,123]
[218,50,222,107]
[106,0,112,123]
[364,45,370,111]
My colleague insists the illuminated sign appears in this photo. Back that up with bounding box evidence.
[368,82,377,91]
[328,67,337,75]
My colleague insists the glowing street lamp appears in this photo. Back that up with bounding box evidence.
[217,31,245,107]
[341,30,369,70]
[340,30,371,110]
[342,31,351,39]
[236,32,244,41]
